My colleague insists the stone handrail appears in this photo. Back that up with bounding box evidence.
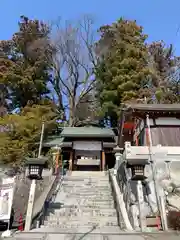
[109,169,133,231]
[124,142,180,161]
[32,176,56,222]
[30,174,60,229]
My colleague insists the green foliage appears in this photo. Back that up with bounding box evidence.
[148,41,177,103]
[0,16,52,109]
[95,18,150,120]
[0,101,58,166]
[0,16,63,166]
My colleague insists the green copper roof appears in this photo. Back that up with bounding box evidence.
[61,127,115,138]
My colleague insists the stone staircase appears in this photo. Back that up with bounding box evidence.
[35,171,122,234]
[6,171,180,239]
[7,171,124,239]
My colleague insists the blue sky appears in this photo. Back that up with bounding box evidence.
[1,0,180,54]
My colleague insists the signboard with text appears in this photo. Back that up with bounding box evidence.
[0,177,15,221]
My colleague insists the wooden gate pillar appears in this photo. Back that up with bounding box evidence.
[101,150,105,171]
[69,150,73,171]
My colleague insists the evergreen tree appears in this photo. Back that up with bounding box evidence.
[0,16,52,109]
[95,18,150,125]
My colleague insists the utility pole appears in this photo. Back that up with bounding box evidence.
[38,122,45,158]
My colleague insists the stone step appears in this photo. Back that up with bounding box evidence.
[48,200,115,208]
[68,175,108,178]
[46,215,118,224]
[64,176,109,179]
[66,180,110,182]
[62,179,110,182]
[43,219,118,228]
[53,201,115,208]
[55,190,113,195]
[60,195,114,201]
[62,187,111,191]
[63,191,113,195]
[55,195,114,204]
[8,232,180,240]
[61,184,111,188]
[63,179,109,182]
[66,177,109,179]
[65,198,114,203]
[63,181,110,184]
[63,177,109,180]
[35,225,122,234]
[49,203,115,209]
[70,170,107,173]
[62,183,111,187]
[62,182,111,185]
[11,233,122,240]
[61,187,112,191]
[49,212,117,218]
[48,208,117,217]
[59,195,114,201]
[63,177,109,181]
[11,233,123,240]
[61,189,112,194]
[68,171,108,177]
[63,186,110,188]
[9,234,45,240]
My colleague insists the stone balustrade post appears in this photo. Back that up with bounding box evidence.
[137,181,146,231]
[114,146,123,175]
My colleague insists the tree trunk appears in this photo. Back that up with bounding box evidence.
[69,96,76,126]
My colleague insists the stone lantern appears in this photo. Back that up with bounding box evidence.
[127,155,148,181]
[128,164,146,180]
[25,157,48,180]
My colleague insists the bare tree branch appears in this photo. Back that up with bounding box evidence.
[49,15,98,126]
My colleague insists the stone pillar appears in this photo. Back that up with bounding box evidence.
[131,204,140,230]
[137,181,146,231]
[25,180,36,231]
[159,187,168,231]
[114,150,123,175]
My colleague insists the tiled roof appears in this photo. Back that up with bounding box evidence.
[61,127,115,138]
[125,104,180,112]
[43,136,64,147]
